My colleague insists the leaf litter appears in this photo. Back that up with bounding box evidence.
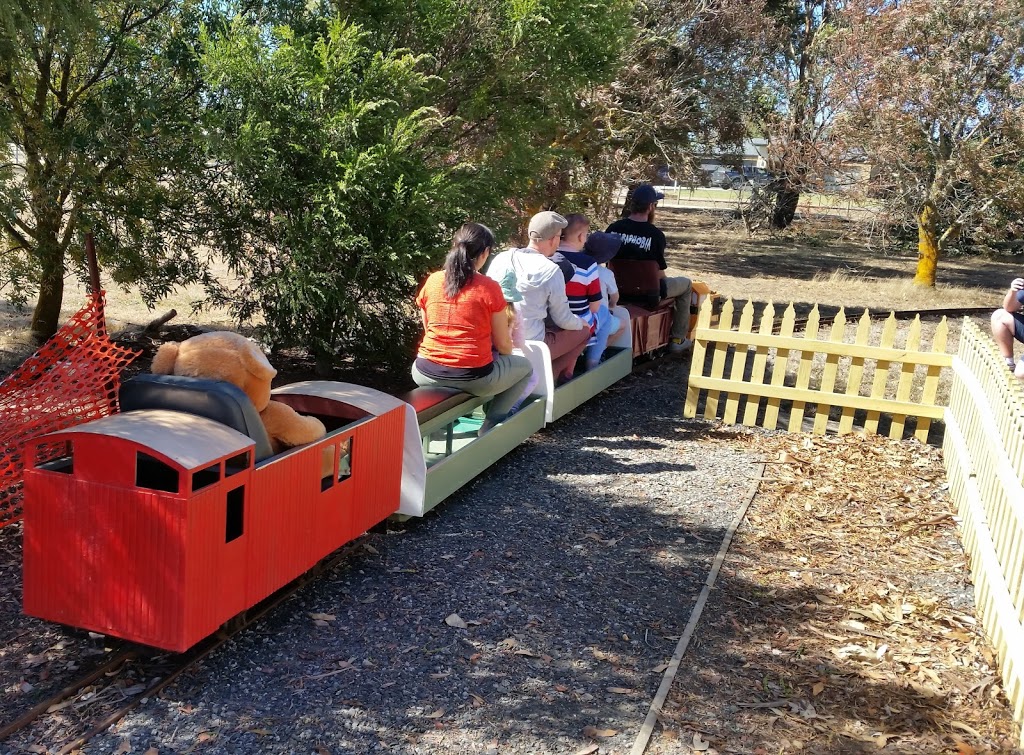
[650,431,1020,754]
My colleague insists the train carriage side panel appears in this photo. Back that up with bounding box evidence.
[23,412,257,651]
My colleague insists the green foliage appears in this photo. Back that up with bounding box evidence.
[0,0,218,339]
[201,15,465,366]
[334,0,634,219]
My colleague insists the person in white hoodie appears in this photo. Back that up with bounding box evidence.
[486,211,590,383]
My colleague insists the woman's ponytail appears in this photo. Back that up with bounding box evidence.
[443,223,495,299]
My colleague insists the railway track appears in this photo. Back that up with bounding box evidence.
[0,545,357,754]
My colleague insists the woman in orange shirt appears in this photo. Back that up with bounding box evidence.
[412,223,534,433]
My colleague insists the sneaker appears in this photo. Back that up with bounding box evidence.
[668,338,693,357]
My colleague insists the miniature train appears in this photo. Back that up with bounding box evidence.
[22,261,703,652]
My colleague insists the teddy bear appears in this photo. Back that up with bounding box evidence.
[150,331,326,454]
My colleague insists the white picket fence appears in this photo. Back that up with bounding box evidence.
[943,319,1024,743]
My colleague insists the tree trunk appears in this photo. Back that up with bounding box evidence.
[29,228,65,343]
[771,187,801,229]
[913,201,939,287]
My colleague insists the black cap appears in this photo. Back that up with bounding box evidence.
[632,184,665,206]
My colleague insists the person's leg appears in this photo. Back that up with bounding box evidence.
[477,354,534,423]
[663,275,693,341]
[584,305,615,370]
[991,308,1020,365]
[544,327,590,382]
[507,355,540,416]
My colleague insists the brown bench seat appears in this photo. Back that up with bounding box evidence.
[399,387,476,425]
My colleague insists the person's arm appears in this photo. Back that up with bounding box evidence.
[491,310,514,354]
[546,274,586,330]
[654,228,668,276]
[586,270,601,314]
[1004,278,1024,313]
[609,290,619,308]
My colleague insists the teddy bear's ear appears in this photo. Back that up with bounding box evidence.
[151,342,180,375]
[238,338,277,382]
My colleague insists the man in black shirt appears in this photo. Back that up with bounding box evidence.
[605,184,693,354]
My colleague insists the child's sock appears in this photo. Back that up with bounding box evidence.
[1007,357,1017,369]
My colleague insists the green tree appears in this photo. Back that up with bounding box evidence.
[0,0,215,341]
[201,15,465,369]
[331,0,634,224]
[745,0,846,229]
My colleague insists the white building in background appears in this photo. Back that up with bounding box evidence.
[698,138,770,172]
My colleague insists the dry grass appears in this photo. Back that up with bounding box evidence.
[661,209,1019,313]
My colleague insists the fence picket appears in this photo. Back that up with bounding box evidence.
[743,302,775,426]
[889,316,921,439]
[703,299,734,420]
[788,305,820,433]
[723,301,755,425]
[813,308,847,434]
[916,317,948,442]
[763,304,796,431]
[683,298,714,419]
[838,310,872,435]
[865,313,898,434]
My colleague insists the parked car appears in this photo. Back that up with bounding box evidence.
[706,165,776,190]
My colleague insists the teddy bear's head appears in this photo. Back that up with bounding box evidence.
[151,331,276,411]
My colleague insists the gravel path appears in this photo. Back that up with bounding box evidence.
[0,360,753,755]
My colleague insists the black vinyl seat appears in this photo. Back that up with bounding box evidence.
[399,387,475,425]
[119,374,275,461]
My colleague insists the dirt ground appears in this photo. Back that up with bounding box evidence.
[649,431,1020,755]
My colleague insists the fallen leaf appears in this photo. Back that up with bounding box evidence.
[309,613,335,622]
[444,613,468,629]
[430,671,450,679]
[606,687,633,694]
[248,729,273,736]
[653,663,670,673]
[364,544,379,555]
[25,746,47,754]
[812,681,825,697]
[693,732,711,751]
[554,684,569,692]
[514,648,539,657]
[583,726,617,738]
[115,740,131,755]
[950,721,983,739]
[423,709,445,719]
[144,749,159,755]
[573,746,599,755]
[19,681,34,693]
[469,693,486,707]
[197,732,215,743]
[955,742,977,755]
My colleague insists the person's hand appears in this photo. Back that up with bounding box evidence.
[1012,278,1024,292]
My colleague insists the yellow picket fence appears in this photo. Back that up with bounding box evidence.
[683,298,953,439]
[943,320,1024,740]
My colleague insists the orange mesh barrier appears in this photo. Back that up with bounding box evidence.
[0,293,141,527]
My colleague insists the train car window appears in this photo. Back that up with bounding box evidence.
[225,486,245,542]
[225,451,251,477]
[192,463,221,492]
[321,445,336,492]
[34,440,73,474]
[338,437,352,482]
[136,452,180,493]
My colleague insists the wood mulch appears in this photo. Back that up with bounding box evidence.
[648,430,1021,755]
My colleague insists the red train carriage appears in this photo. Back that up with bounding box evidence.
[23,376,407,652]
